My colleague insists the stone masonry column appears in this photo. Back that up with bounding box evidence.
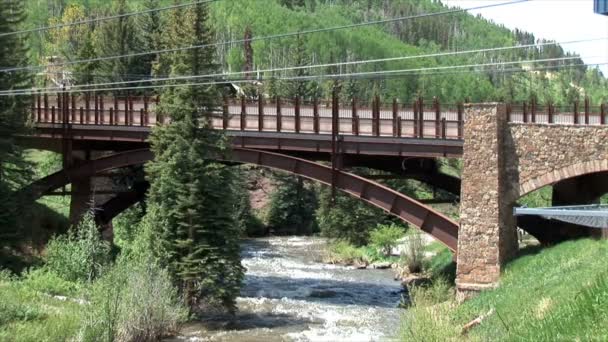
[456,103,518,298]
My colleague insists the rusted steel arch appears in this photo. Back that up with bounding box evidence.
[231,149,459,251]
[96,183,149,225]
[17,149,153,201]
[19,148,459,252]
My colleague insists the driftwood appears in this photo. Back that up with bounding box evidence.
[461,308,495,335]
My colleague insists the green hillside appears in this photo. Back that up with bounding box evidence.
[24,0,607,104]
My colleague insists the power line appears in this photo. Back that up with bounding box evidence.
[17,36,603,95]
[0,0,220,38]
[3,55,597,96]
[0,0,529,74]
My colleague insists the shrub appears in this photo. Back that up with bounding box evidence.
[22,268,80,296]
[44,212,111,283]
[81,258,187,342]
[325,241,366,265]
[370,223,405,257]
[401,232,425,274]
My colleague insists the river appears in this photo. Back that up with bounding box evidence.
[173,236,404,341]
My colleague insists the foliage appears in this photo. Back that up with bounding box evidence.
[144,2,244,314]
[232,168,265,237]
[266,173,317,235]
[81,258,187,342]
[0,0,33,246]
[44,212,111,283]
[316,187,386,246]
[400,232,425,274]
[370,223,405,257]
[402,239,608,340]
[22,268,80,297]
[112,203,146,252]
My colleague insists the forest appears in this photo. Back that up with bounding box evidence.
[0,0,607,340]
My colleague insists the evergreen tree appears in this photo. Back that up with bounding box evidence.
[137,0,163,83]
[72,30,99,85]
[266,173,317,235]
[95,0,144,93]
[0,0,32,245]
[145,2,244,314]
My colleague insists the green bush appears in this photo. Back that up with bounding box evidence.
[22,268,80,296]
[401,232,425,274]
[266,174,317,235]
[370,223,405,257]
[44,212,111,283]
[81,258,187,341]
[325,241,366,265]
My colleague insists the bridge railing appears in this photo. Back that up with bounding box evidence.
[507,99,607,125]
[31,93,607,140]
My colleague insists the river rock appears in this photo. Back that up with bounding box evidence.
[401,274,431,288]
[371,262,392,269]
[353,262,368,269]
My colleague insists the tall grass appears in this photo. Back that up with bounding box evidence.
[401,239,608,341]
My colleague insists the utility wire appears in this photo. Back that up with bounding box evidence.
[25,36,604,93]
[4,55,597,96]
[0,0,529,73]
[0,0,220,38]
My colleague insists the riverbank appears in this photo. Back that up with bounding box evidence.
[403,238,608,340]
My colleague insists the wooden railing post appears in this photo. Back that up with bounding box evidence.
[79,107,84,124]
[418,97,425,138]
[397,115,402,137]
[43,94,49,122]
[109,108,114,126]
[36,92,41,122]
[258,90,264,132]
[71,94,76,123]
[441,117,447,139]
[99,96,105,124]
[155,95,162,125]
[584,97,590,125]
[85,93,90,124]
[413,100,418,138]
[94,94,99,124]
[522,102,527,123]
[573,99,579,125]
[457,102,464,139]
[392,98,398,137]
[352,97,358,135]
[373,95,380,136]
[313,97,319,134]
[240,96,246,130]
[222,95,229,130]
[113,95,119,125]
[295,96,301,133]
[548,102,554,124]
[140,109,145,127]
[433,97,440,138]
[144,95,150,126]
[30,94,36,123]
[531,98,536,123]
[276,96,282,132]
[601,103,606,125]
[56,92,62,123]
[128,94,134,126]
[51,106,56,124]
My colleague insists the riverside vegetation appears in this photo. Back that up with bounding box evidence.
[1,0,608,341]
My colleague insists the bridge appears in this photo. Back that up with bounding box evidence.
[17,93,608,296]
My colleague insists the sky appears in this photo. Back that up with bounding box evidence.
[442,0,608,74]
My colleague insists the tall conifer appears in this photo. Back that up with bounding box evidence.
[0,0,32,243]
[145,2,244,314]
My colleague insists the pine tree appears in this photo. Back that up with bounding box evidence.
[95,0,144,93]
[145,2,244,314]
[0,0,32,244]
[266,173,317,235]
[137,0,163,83]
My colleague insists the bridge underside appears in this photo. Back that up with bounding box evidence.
[18,142,460,252]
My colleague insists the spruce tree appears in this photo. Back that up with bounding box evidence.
[267,173,317,235]
[137,0,163,82]
[145,2,244,314]
[95,0,144,93]
[0,0,32,245]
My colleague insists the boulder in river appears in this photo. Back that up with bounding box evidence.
[401,274,431,288]
[371,262,392,269]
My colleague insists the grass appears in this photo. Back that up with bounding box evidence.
[401,239,608,341]
[324,240,399,265]
[0,271,85,341]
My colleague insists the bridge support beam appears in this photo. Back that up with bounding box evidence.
[456,104,518,298]
[67,151,116,241]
